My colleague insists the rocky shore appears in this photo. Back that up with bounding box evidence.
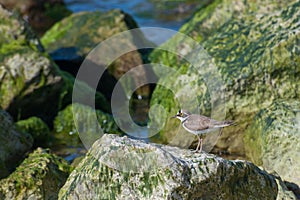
[0,0,299,199]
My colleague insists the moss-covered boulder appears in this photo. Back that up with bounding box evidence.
[0,148,72,199]
[41,9,152,97]
[178,0,292,43]
[149,0,300,156]
[244,100,300,187]
[15,117,51,147]
[0,5,64,122]
[54,103,122,148]
[0,0,71,35]
[0,110,33,179]
[58,134,296,199]
[0,5,109,123]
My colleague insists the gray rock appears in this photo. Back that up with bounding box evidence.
[59,134,296,199]
[149,0,300,157]
[244,100,300,187]
[0,148,72,200]
[0,109,33,178]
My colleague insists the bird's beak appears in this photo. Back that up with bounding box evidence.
[171,115,177,119]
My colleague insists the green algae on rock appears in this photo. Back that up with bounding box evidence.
[58,134,296,199]
[244,100,300,187]
[54,103,122,148]
[149,0,300,156]
[15,116,51,147]
[0,110,33,179]
[0,148,72,200]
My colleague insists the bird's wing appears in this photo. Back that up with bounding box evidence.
[210,119,234,128]
[185,115,233,130]
[184,115,211,131]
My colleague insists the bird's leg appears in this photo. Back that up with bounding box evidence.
[199,137,203,152]
[218,127,224,136]
[196,135,202,153]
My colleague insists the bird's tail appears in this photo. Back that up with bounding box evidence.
[214,120,235,128]
[216,120,235,136]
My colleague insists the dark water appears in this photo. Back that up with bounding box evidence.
[63,0,199,42]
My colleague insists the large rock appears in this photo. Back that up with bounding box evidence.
[59,134,296,199]
[54,103,122,148]
[0,4,64,123]
[244,100,300,187]
[15,116,51,147]
[149,0,300,157]
[0,0,71,35]
[0,5,109,123]
[41,9,152,98]
[0,148,72,200]
[0,110,33,179]
[178,0,292,42]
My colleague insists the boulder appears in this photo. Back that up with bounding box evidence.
[244,100,300,187]
[0,5,109,123]
[41,9,153,98]
[0,0,71,35]
[15,116,51,147]
[0,110,33,179]
[0,4,64,123]
[149,0,300,157]
[0,148,72,200]
[58,134,296,199]
[54,103,122,148]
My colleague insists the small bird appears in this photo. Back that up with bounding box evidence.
[172,109,234,152]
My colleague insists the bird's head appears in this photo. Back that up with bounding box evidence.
[171,109,190,122]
